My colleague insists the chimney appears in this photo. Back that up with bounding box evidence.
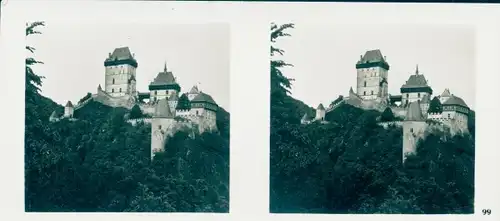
[108,53,112,58]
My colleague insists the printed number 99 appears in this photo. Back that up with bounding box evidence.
[482,209,491,215]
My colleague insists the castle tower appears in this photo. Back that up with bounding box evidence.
[400,65,433,107]
[149,62,181,103]
[63,101,74,118]
[402,101,427,163]
[356,49,390,100]
[151,97,175,159]
[104,47,138,97]
[127,75,137,96]
[315,103,325,121]
[190,92,219,132]
[442,95,470,134]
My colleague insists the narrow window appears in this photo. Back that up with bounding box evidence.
[158,125,162,130]
[112,89,114,93]
[371,91,374,95]
[448,114,451,118]
[410,128,413,133]
[418,93,421,98]
[364,81,367,87]
[112,78,115,84]
[406,94,409,98]
[119,88,122,93]
[155,91,157,95]
[363,91,366,96]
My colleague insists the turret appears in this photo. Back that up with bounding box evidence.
[402,101,427,163]
[64,101,74,118]
[151,97,175,159]
[315,103,325,121]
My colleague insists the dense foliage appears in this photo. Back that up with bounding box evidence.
[380,107,395,122]
[129,104,144,119]
[269,23,474,214]
[25,22,229,212]
[428,97,443,113]
[177,93,191,110]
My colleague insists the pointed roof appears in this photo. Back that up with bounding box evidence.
[191,92,217,105]
[189,85,199,94]
[106,47,134,61]
[317,103,325,110]
[401,66,430,89]
[98,84,102,91]
[154,98,174,118]
[65,101,74,108]
[405,101,425,121]
[150,64,177,86]
[441,88,451,97]
[357,49,386,64]
[442,95,469,108]
[349,87,354,94]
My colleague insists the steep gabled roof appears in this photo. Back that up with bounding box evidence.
[189,85,199,94]
[357,49,386,64]
[443,95,469,108]
[150,66,177,86]
[106,47,134,61]
[191,92,217,105]
[65,101,74,108]
[154,98,174,118]
[405,101,425,121]
[168,92,179,101]
[441,88,451,97]
[401,65,431,89]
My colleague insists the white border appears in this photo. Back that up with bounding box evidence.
[1,1,500,221]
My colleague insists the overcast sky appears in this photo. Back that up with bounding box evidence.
[273,24,476,109]
[28,22,230,111]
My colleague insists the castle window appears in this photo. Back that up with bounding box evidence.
[364,81,366,87]
[158,125,162,130]
[410,128,413,133]
[448,113,451,118]
[371,91,374,95]
[112,89,114,93]
[154,91,157,95]
[406,94,409,98]
[363,91,366,96]
[119,88,122,93]
[418,93,421,98]
[112,78,115,84]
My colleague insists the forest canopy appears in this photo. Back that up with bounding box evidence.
[269,23,474,214]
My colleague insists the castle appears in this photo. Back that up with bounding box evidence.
[49,47,219,159]
[301,49,472,163]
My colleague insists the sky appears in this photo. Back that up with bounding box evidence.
[273,23,476,110]
[27,22,230,111]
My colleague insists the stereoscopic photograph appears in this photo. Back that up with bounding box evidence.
[270,23,475,214]
[25,21,230,212]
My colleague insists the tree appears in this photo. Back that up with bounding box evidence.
[380,107,395,122]
[270,23,295,100]
[129,104,143,119]
[428,97,443,113]
[176,93,191,110]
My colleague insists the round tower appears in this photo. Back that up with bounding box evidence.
[315,103,325,121]
[402,101,427,163]
[63,101,74,118]
[151,97,175,159]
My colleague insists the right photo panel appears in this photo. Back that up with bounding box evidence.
[269,23,475,214]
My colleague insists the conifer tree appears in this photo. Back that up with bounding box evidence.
[176,93,191,110]
[428,97,443,113]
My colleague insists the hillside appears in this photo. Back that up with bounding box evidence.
[269,23,474,214]
[25,22,229,212]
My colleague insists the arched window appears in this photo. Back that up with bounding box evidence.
[112,78,115,84]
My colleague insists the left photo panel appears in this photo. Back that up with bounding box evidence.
[25,21,230,212]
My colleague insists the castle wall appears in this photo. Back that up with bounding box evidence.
[64,106,74,118]
[401,92,431,106]
[402,121,427,162]
[150,89,178,102]
[357,66,388,100]
[390,106,407,118]
[127,118,152,126]
[315,109,325,121]
[105,64,136,97]
[93,90,136,109]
